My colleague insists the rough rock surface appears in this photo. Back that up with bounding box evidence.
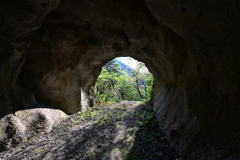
[0,0,240,159]
[0,101,180,160]
[0,108,67,152]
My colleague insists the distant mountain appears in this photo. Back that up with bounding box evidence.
[114,59,144,85]
[114,59,133,74]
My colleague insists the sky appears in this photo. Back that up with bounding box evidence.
[115,56,150,72]
[115,57,139,69]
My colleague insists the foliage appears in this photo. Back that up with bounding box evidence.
[118,112,128,121]
[95,58,154,103]
[100,111,114,124]
[70,108,102,127]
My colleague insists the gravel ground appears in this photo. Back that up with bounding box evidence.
[0,101,180,160]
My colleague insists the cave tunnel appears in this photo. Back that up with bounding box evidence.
[0,0,240,159]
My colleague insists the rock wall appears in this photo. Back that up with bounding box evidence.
[0,0,240,159]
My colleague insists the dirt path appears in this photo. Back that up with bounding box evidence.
[0,101,180,160]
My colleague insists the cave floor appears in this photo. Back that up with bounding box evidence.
[0,101,180,160]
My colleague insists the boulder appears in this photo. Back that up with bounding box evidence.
[0,107,67,152]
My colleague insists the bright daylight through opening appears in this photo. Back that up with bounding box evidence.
[95,57,154,104]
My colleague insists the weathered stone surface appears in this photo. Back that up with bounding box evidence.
[0,0,61,116]
[0,0,240,159]
[0,108,67,152]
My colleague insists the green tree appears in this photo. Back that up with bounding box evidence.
[95,68,118,102]
[104,59,124,74]
[126,60,154,102]
[95,58,154,103]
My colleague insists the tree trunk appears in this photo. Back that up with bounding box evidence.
[136,79,142,99]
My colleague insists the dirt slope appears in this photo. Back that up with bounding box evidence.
[0,101,179,160]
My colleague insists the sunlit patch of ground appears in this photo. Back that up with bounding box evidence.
[0,101,180,160]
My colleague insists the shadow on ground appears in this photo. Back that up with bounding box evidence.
[0,101,180,160]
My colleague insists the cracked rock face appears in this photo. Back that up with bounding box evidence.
[0,0,240,159]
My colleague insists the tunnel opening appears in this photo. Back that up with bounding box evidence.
[95,57,154,105]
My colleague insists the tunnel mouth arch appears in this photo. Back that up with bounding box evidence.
[94,56,154,104]
[11,17,197,157]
